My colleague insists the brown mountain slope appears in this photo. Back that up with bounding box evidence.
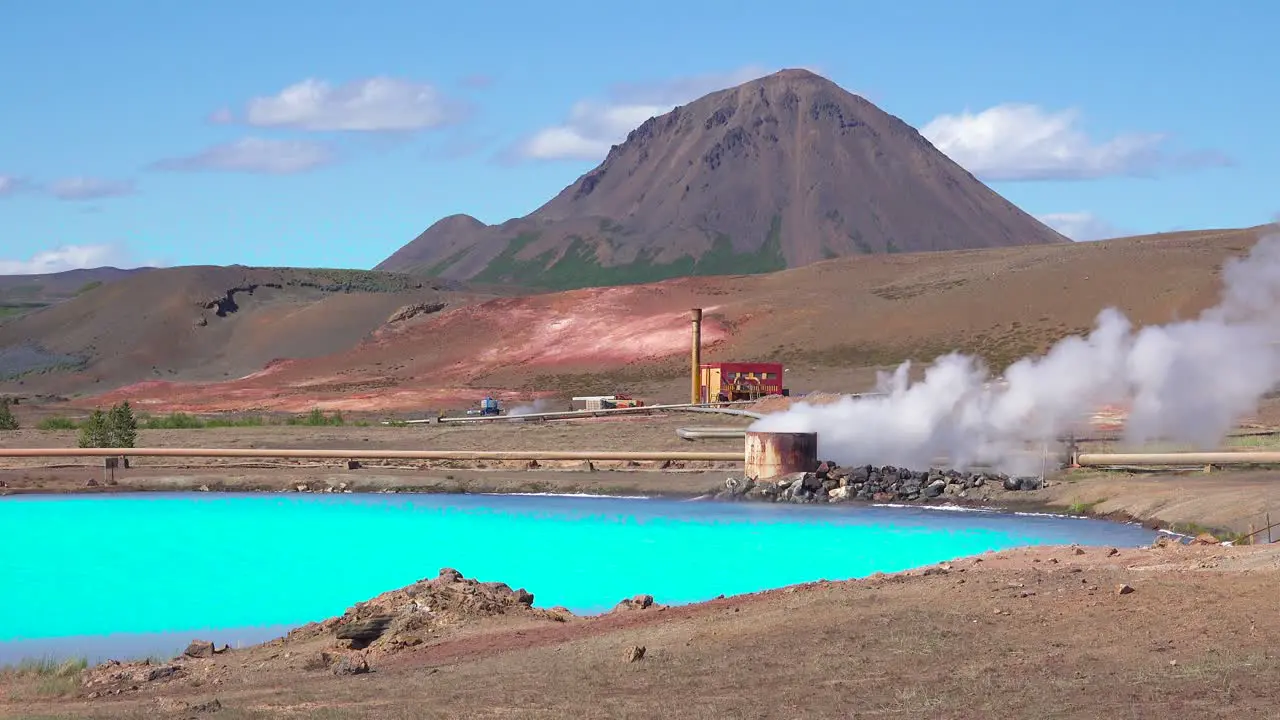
[0,266,154,321]
[83,226,1268,413]
[377,68,1067,290]
[0,266,498,397]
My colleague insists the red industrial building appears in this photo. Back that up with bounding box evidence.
[698,362,786,402]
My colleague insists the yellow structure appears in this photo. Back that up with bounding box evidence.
[698,362,785,402]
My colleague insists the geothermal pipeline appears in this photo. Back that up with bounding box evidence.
[0,448,742,462]
[1075,451,1280,467]
[418,401,763,425]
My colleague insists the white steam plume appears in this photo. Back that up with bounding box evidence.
[508,398,555,417]
[750,230,1280,475]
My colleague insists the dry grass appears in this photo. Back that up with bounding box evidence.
[1,656,87,702]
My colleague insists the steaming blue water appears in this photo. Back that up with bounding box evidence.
[0,492,1159,663]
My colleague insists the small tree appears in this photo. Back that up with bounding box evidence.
[107,401,138,448]
[78,410,110,448]
[0,398,18,431]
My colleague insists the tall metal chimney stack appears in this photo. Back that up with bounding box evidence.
[690,308,703,404]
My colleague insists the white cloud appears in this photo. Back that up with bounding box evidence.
[232,77,465,132]
[921,104,1229,181]
[0,244,142,275]
[0,175,17,197]
[1036,212,1125,242]
[48,177,136,201]
[512,65,775,162]
[152,137,335,174]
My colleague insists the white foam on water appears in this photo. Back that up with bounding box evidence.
[481,492,653,500]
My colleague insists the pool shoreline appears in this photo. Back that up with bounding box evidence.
[0,486,1172,666]
[0,465,1178,537]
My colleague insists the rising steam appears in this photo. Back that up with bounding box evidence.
[750,230,1280,475]
[508,398,555,417]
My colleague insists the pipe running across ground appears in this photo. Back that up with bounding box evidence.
[0,448,743,462]
[1075,451,1280,467]
[416,400,764,425]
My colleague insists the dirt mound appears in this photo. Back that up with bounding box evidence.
[284,568,557,657]
[378,68,1065,290]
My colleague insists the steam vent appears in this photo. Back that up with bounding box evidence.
[744,431,819,480]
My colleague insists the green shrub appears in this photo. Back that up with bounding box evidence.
[286,408,344,426]
[37,416,77,430]
[0,398,17,430]
[204,415,266,428]
[107,401,137,448]
[142,412,205,429]
[77,410,109,448]
[75,402,137,447]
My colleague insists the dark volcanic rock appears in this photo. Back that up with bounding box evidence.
[717,464,1045,506]
[335,616,394,648]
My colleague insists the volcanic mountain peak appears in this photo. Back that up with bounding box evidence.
[376,69,1067,289]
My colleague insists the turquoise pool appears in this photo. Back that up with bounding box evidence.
[0,492,1159,663]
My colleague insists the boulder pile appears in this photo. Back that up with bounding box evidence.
[715,462,1044,504]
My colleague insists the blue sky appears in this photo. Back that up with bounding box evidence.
[1,0,1276,274]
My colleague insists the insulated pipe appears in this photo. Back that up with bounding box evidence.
[691,308,703,405]
[676,427,748,440]
[677,407,763,419]
[1075,451,1280,467]
[0,448,743,462]
[429,401,761,424]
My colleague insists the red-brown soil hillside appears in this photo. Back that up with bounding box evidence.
[77,225,1270,414]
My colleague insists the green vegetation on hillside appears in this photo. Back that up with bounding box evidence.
[469,215,788,290]
[254,267,428,293]
[74,280,103,296]
[849,230,873,254]
[0,344,86,381]
[420,247,474,277]
[0,302,48,319]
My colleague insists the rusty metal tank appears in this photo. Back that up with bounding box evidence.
[744,431,818,480]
